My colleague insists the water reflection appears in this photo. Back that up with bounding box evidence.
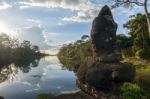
[0,58,40,83]
[0,56,78,99]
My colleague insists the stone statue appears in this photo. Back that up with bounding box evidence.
[75,5,135,99]
[91,5,120,62]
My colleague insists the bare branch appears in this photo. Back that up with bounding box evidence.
[125,0,144,6]
[112,0,144,8]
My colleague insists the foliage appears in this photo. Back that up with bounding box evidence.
[58,38,93,70]
[124,13,150,51]
[0,33,45,64]
[111,0,150,37]
[124,13,150,59]
[117,34,133,49]
[135,49,150,59]
[0,33,48,83]
[122,57,150,97]
[58,34,135,69]
[121,83,148,99]
[135,72,150,95]
[116,34,134,57]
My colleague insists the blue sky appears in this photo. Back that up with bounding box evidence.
[0,0,146,54]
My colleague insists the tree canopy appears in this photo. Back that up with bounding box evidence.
[111,0,150,36]
[124,13,150,51]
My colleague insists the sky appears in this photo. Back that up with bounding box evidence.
[0,0,147,54]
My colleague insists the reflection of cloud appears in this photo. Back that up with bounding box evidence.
[24,82,40,92]
[42,72,46,76]
[56,86,63,89]
[22,81,32,87]
[0,2,11,10]
[61,90,79,94]
[25,89,33,92]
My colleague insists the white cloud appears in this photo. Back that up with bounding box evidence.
[0,2,12,10]
[16,25,61,54]
[27,19,41,24]
[19,0,97,11]
[16,26,50,50]
[17,0,102,23]
[63,9,99,22]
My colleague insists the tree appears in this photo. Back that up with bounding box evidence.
[81,35,89,41]
[124,13,150,51]
[0,33,18,48]
[117,34,133,49]
[116,34,133,57]
[31,45,39,53]
[20,40,31,48]
[112,0,150,36]
[124,13,150,59]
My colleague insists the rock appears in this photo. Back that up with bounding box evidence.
[90,5,120,62]
[49,91,92,99]
[73,64,80,73]
[77,62,135,90]
[75,5,135,98]
[0,96,4,99]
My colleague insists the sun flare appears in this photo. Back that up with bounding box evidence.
[0,22,14,36]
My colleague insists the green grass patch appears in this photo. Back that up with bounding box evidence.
[121,83,148,99]
[122,57,150,97]
[135,72,150,94]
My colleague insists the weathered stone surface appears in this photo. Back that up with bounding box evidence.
[50,91,92,99]
[0,96,4,99]
[90,5,120,62]
[76,62,135,90]
[74,6,135,98]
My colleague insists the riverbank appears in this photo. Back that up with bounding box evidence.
[38,91,93,99]
[122,57,150,95]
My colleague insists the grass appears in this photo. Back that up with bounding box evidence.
[122,57,150,97]
[37,93,54,99]
[121,83,148,99]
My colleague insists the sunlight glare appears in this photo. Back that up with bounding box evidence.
[0,22,15,36]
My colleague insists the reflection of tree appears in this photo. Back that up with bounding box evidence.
[0,58,40,83]
[0,64,17,83]
[0,33,47,83]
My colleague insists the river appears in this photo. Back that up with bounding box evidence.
[0,56,78,99]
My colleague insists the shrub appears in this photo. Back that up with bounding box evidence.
[135,49,150,59]
[121,83,147,99]
[135,72,150,97]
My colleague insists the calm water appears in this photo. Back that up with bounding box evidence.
[0,56,78,99]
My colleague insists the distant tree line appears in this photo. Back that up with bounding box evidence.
[58,36,92,70]
[0,33,46,65]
